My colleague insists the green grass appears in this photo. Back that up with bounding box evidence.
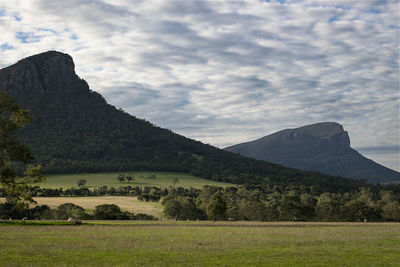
[0,221,399,266]
[37,171,232,189]
[0,220,85,226]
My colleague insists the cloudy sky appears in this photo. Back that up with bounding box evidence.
[0,0,399,171]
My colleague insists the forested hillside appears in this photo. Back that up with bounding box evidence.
[0,51,365,191]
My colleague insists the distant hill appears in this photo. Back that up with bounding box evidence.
[225,122,400,183]
[0,51,365,191]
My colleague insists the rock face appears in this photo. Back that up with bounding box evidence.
[0,51,84,94]
[225,122,400,183]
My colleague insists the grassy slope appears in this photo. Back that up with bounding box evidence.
[0,222,399,266]
[37,171,232,189]
[23,171,230,219]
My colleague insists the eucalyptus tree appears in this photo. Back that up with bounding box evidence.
[0,92,43,208]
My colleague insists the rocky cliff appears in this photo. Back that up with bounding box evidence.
[225,122,400,183]
[0,51,85,94]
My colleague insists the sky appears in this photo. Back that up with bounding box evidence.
[0,0,399,171]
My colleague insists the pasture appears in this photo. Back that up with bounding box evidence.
[36,171,231,189]
[0,222,399,266]
[33,196,164,218]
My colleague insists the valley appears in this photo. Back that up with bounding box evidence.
[0,52,399,224]
[0,1,399,266]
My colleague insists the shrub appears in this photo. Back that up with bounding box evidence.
[56,203,90,220]
[0,203,51,220]
[77,179,87,187]
[163,199,182,220]
[27,205,52,219]
[180,198,206,220]
[134,213,157,220]
[0,202,22,219]
[94,204,133,220]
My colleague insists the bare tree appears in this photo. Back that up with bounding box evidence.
[172,177,179,187]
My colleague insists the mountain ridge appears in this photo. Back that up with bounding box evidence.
[0,51,367,191]
[225,122,400,183]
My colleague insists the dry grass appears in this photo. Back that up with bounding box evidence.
[1,196,164,218]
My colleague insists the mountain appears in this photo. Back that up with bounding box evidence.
[225,122,400,183]
[0,51,366,191]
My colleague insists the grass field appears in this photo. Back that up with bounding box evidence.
[0,221,399,266]
[32,196,164,218]
[36,171,231,189]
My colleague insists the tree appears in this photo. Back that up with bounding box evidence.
[148,187,161,201]
[172,177,179,187]
[163,199,182,220]
[279,194,304,221]
[315,193,342,221]
[126,175,134,183]
[0,92,43,209]
[206,193,227,222]
[94,204,132,220]
[56,203,89,220]
[238,199,268,221]
[117,174,125,183]
[379,191,400,221]
[342,200,382,222]
[180,198,206,220]
[300,193,317,220]
[76,179,86,187]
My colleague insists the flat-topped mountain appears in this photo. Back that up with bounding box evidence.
[225,122,400,183]
[0,51,366,191]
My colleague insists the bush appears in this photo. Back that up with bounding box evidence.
[56,203,91,220]
[0,202,22,219]
[28,205,52,219]
[180,198,206,220]
[163,199,182,220]
[94,204,134,220]
[0,203,51,220]
[134,213,157,220]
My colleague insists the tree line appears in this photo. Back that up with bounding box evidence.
[2,183,399,222]
[161,184,400,222]
[0,202,156,221]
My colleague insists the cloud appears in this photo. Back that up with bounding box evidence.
[0,0,398,171]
